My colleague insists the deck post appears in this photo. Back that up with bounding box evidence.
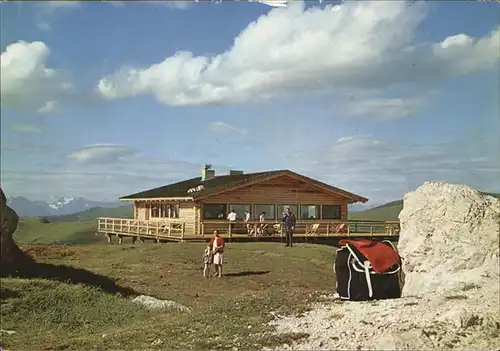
[326,224,330,236]
[201,223,205,237]
[370,225,373,236]
[106,233,112,243]
[228,223,232,241]
[347,223,350,236]
[181,223,185,241]
[168,222,172,237]
[118,235,123,244]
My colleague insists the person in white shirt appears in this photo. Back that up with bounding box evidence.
[244,210,252,235]
[227,209,237,233]
[258,211,268,235]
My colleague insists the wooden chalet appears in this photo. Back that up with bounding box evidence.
[97,166,399,242]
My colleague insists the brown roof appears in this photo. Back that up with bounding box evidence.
[120,169,368,203]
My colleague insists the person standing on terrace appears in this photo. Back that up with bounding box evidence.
[227,208,237,233]
[283,207,296,247]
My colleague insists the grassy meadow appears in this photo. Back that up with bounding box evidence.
[1,242,333,350]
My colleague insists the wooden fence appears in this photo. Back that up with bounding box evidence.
[97,217,400,243]
[97,217,186,242]
[200,220,400,238]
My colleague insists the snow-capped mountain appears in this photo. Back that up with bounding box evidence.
[7,196,124,217]
[48,196,78,211]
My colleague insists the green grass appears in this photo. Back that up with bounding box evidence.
[14,218,105,244]
[1,278,149,348]
[1,242,335,350]
[349,201,403,221]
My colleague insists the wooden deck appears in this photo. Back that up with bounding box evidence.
[97,217,400,243]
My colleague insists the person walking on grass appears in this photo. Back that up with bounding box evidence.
[283,207,296,247]
[210,230,225,278]
[202,244,213,278]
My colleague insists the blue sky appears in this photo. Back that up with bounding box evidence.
[1,0,499,204]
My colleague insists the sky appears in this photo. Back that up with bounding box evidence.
[1,0,499,205]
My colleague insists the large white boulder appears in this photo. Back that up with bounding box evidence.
[397,182,500,297]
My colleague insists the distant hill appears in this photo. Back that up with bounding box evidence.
[45,204,133,222]
[349,192,500,221]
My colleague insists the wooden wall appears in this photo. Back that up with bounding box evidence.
[133,201,197,232]
[135,202,147,220]
[198,175,352,220]
[130,175,362,235]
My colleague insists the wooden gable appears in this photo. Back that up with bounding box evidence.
[197,173,356,205]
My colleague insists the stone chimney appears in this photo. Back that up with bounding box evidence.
[201,164,215,181]
[229,170,244,176]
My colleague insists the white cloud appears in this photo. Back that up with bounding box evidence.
[101,1,125,7]
[1,41,71,112]
[97,1,500,108]
[208,121,248,135]
[67,144,137,165]
[35,1,82,31]
[8,124,43,133]
[287,134,500,204]
[343,96,431,120]
[0,156,221,201]
[164,1,192,10]
[38,100,59,114]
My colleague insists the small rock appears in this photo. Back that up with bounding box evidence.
[132,295,191,312]
[0,329,16,335]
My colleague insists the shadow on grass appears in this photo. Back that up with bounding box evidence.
[1,260,138,297]
[225,270,271,277]
[0,287,20,301]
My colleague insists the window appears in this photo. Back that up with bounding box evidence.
[229,204,251,220]
[322,205,342,220]
[253,204,276,220]
[276,205,298,218]
[203,204,227,219]
[150,204,180,218]
[300,205,320,220]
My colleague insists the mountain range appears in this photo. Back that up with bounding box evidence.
[7,196,126,218]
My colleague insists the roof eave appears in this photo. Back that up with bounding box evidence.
[119,197,194,201]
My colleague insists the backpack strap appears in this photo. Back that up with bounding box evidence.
[363,260,373,298]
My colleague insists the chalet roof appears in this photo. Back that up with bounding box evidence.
[120,169,368,203]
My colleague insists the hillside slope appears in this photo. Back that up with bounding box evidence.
[349,192,499,221]
[14,218,103,244]
[46,205,133,222]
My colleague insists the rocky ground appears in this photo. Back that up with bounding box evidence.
[266,182,500,350]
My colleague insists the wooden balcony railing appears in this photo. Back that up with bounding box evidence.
[200,220,400,239]
[97,217,186,242]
